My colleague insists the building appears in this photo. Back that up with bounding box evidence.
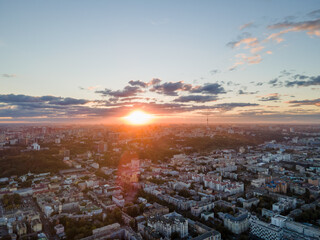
[95,141,108,153]
[201,212,214,221]
[16,222,27,236]
[31,219,42,232]
[242,198,259,209]
[143,202,169,218]
[222,211,249,234]
[265,180,287,194]
[112,194,125,207]
[272,198,296,213]
[54,224,65,235]
[250,216,283,240]
[31,142,40,151]
[189,221,221,240]
[191,202,214,217]
[251,178,265,188]
[147,212,188,239]
[250,214,320,240]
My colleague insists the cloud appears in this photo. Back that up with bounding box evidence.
[268,78,282,87]
[238,90,258,95]
[150,81,192,96]
[173,95,218,103]
[285,75,320,87]
[267,18,320,42]
[214,102,259,111]
[239,22,255,30]
[227,37,259,49]
[258,93,281,102]
[190,83,225,95]
[2,74,16,78]
[128,80,148,88]
[0,94,90,105]
[229,54,262,71]
[149,78,162,85]
[48,97,89,105]
[95,85,144,98]
[308,9,320,18]
[79,86,100,91]
[287,98,320,107]
[210,69,220,75]
[0,94,96,119]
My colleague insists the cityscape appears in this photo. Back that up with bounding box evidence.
[1,1,320,240]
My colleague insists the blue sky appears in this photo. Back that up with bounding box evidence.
[0,0,320,123]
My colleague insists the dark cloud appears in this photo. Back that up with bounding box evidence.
[150,81,192,96]
[128,80,148,88]
[173,95,218,103]
[214,103,259,111]
[292,74,309,80]
[0,94,89,105]
[287,98,320,107]
[279,70,292,77]
[227,81,240,86]
[190,83,225,95]
[285,75,320,87]
[238,90,258,95]
[258,93,280,102]
[308,9,320,18]
[149,78,162,85]
[268,78,281,87]
[48,97,89,105]
[95,85,144,98]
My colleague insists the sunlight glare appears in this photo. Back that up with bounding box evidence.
[124,110,153,125]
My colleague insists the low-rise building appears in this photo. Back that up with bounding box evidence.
[221,211,249,234]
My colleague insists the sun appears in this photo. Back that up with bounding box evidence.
[124,110,154,125]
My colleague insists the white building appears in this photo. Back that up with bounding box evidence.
[250,216,283,240]
[31,143,40,151]
[222,211,249,234]
[147,212,188,239]
[54,224,65,235]
[191,202,214,217]
[112,194,125,207]
[44,206,53,218]
[250,215,320,240]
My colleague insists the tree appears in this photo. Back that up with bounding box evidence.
[304,188,310,202]
[171,232,180,240]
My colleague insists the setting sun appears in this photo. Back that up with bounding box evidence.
[124,110,154,125]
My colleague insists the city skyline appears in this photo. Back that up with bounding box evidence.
[0,0,320,124]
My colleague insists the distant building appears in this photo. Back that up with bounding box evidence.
[265,180,287,194]
[250,215,320,240]
[242,198,259,209]
[221,211,249,234]
[54,224,65,235]
[112,194,125,207]
[31,142,40,151]
[191,202,214,217]
[95,141,108,153]
[147,212,188,239]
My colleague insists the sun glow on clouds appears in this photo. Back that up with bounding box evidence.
[124,110,154,125]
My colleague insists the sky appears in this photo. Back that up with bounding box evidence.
[0,0,320,124]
